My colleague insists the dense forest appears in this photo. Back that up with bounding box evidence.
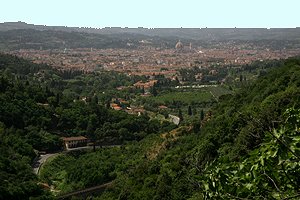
[90,57,300,199]
[0,53,174,199]
[1,53,300,199]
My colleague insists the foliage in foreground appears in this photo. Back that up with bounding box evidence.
[1,53,300,199]
[93,58,300,199]
[198,107,300,199]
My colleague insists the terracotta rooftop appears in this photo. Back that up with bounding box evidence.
[158,105,168,109]
[62,136,87,142]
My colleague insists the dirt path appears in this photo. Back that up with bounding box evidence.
[147,126,191,160]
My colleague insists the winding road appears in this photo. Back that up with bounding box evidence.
[32,145,120,174]
[32,153,58,174]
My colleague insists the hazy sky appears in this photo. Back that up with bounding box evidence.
[1,0,299,28]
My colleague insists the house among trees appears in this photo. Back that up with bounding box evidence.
[110,103,122,111]
[62,136,88,149]
[133,80,157,89]
[168,114,180,125]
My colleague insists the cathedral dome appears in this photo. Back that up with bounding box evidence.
[175,41,184,49]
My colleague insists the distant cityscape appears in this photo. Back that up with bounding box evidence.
[2,22,300,80]
[8,41,300,78]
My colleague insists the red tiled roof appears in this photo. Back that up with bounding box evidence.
[113,106,122,110]
[159,105,168,109]
[63,136,87,142]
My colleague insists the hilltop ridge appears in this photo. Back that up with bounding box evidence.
[1,21,300,40]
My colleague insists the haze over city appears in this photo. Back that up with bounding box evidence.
[1,0,300,28]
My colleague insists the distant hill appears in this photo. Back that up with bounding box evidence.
[1,21,300,41]
[0,22,300,51]
[0,28,178,50]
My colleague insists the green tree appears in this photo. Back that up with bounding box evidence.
[87,114,98,151]
[141,86,145,94]
[200,109,204,120]
[151,85,158,97]
[200,107,300,199]
[178,109,183,121]
[188,105,192,116]
[92,95,99,105]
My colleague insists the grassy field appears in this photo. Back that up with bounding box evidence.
[150,86,231,105]
[208,86,233,98]
[151,91,213,105]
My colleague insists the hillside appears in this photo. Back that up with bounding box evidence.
[92,58,300,199]
[38,58,300,199]
[1,22,300,41]
[1,53,300,199]
[1,22,300,51]
[0,54,175,199]
[0,29,154,50]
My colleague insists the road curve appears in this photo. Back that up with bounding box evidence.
[32,153,58,174]
[32,145,121,174]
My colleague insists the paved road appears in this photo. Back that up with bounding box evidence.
[32,145,121,174]
[32,153,58,174]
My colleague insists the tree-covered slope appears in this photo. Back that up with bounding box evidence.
[1,53,300,199]
[0,29,178,50]
[197,58,300,163]
[0,54,175,199]
[94,58,300,199]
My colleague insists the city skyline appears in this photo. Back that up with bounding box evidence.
[1,0,300,28]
